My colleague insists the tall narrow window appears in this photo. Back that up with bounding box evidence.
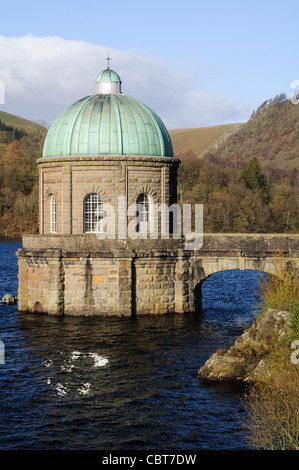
[136,193,150,233]
[50,195,57,233]
[84,193,103,233]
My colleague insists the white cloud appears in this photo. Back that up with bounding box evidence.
[0,35,250,129]
[174,90,250,129]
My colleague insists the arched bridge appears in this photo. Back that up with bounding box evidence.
[175,233,299,313]
[19,232,298,316]
[192,233,299,276]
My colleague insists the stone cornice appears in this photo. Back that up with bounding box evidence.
[37,155,181,166]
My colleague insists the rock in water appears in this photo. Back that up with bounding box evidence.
[197,308,291,383]
[2,294,16,305]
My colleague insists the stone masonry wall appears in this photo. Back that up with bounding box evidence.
[17,233,299,316]
[17,236,184,316]
[38,155,180,237]
[17,250,64,315]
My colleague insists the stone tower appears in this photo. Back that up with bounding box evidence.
[17,63,195,316]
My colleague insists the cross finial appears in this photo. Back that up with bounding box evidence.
[106,53,111,69]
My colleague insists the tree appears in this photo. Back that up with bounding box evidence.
[241,157,270,197]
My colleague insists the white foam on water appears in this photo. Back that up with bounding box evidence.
[78,382,91,395]
[60,350,82,371]
[71,350,81,360]
[43,350,109,375]
[42,359,53,368]
[88,353,109,367]
[55,383,68,397]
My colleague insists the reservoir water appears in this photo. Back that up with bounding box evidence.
[0,240,263,450]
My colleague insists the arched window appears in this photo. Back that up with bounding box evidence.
[136,193,150,233]
[50,195,57,233]
[84,193,103,233]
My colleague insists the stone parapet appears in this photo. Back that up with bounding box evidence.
[199,233,299,257]
[22,233,299,256]
[21,234,183,257]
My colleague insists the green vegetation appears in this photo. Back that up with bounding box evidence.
[257,252,299,335]
[178,152,299,233]
[0,111,45,135]
[241,156,269,196]
[0,118,28,142]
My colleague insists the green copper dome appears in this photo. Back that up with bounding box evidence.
[43,68,173,158]
[96,68,121,83]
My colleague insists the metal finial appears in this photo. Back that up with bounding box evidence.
[106,53,111,69]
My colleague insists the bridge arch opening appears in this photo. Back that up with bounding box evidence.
[34,301,44,314]
[194,269,268,319]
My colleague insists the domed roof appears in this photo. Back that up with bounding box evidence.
[96,68,121,83]
[43,67,173,158]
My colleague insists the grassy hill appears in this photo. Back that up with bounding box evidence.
[171,94,299,171]
[0,111,46,158]
[169,123,244,158]
[0,111,45,133]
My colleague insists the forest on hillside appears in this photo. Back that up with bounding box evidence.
[203,93,299,170]
[0,123,45,236]
[177,151,298,233]
[176,94,299,233]
[0,93,298,236]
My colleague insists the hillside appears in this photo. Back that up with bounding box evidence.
[0,111,46,158]
[169,123,243,158]
[0,111,45,133]
[0,112,47,236]
[174,94,299,234]
[174,94,299,171]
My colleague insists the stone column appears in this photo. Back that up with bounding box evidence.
[175,251,193,313]
[62,164,72,234]
[115,163,127,239]
[16,249,29,311]
[47,250,64,315]
[39,168,44,234]
[115,251,135,316]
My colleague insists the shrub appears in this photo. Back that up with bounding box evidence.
[244,368,299,450]
[243,251,299,449]
[257,250,298,314]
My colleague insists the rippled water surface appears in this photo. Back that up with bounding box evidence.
[0,241,263,450]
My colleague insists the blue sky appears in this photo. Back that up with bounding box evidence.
[0,0,298,129]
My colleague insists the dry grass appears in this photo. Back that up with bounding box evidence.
[168,123,243,157]
[243,251,299,449]
[258,251,299,334]
[244,368,299,450]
